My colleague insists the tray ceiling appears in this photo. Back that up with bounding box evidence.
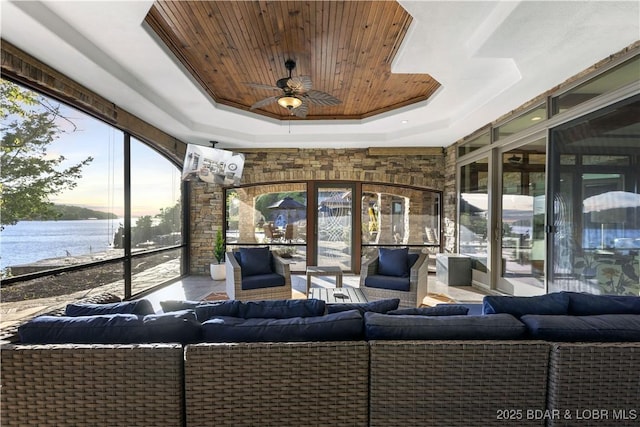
[1,1,638,149]
[146,1,440,120]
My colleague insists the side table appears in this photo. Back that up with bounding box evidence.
[435,253,471,286]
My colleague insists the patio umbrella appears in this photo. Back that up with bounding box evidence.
[267,196,306,223]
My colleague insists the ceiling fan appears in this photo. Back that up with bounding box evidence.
[246,59,341,118]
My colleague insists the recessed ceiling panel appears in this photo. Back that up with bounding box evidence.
[146,0,440,120]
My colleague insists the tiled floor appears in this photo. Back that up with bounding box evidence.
[144,273,487,313]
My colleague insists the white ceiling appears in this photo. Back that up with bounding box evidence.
[2,0,638,150]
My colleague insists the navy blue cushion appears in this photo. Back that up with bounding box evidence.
[482,292,570,318]
[194,301,241,321]
[142,310,201,344]
[201,310,363,342]
[160,300,200,312]
[440,303,483,316]
[241,273,285,290]
[364,312,526,340]
[565,292,640,315]
[239,299,326,319]
[326,298,400,315]
[387,305,469,316]
[378,247,409,277]
[65,299,154,316]
[239,247,273,277]
[160,300,241,320]
[365,275,410,291]
[521,314,640,342]
[18,314,145,344]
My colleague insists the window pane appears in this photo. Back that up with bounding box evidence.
[553,56,640,114]
[550,97,640,295]
[130,138,183,251]
[226,184,307,272]
[129,138,183,294]
[501,139,546,290]
[494,104,546,141]
[317,185,353,270]
[362,184,440,246]
[1,79,125,321]
[459,159,489,273]
[458,131,491,157]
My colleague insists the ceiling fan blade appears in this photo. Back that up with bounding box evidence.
[250,96,278,110]
[292,102,308,118]
[287,76,312,93]
[245,82,281,91]
[303,90,342,106]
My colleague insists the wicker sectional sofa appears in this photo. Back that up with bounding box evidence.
[2,293,639,427]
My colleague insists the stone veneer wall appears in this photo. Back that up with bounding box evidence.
[442,146,458,253]
[189,148,446,274]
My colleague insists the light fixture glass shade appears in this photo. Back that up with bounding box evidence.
[277,95,302,109]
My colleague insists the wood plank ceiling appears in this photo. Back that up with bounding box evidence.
[146,1,440,120]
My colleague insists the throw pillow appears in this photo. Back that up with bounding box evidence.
[482,292,570,318]
[387,305,469,316]
[239,247,273,277]
[201,310,363,342]
[378,247,409,277]
[65,299,155,316]
[327,298,400,315]
[565,292,640,315]
[160,300,199,312]
[239,299,326,319]
[194,300,242,321]
[142,310,202,343]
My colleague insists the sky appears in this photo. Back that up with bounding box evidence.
[45,99,182,217]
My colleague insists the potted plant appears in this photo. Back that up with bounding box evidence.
[210,229,226,280]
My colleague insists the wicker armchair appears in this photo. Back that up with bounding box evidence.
[225,249,292,300]
[360,251,429,308]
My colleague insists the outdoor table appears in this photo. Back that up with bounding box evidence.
[305,266,343,296]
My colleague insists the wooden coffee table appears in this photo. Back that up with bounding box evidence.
[305,266,343,296]
[309,287,368,304]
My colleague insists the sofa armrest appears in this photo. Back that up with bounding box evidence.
[225,251,242,299]
[272,254,291,278]
[411,253,429,305]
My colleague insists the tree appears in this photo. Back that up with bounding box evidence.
[132,215,154,244]
[155,201,181,235]
[0,80,93,228]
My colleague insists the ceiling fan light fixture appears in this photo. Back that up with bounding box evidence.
[277,95,302,110]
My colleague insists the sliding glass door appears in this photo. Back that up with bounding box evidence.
[548,96,640,295]
[497,136,546,295]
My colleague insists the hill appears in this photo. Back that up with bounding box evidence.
[47,205,118,220]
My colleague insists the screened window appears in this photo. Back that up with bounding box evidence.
[459,159,490,273]
[0,79,184,320]
[549,96,640,295]
[361,184,440,260]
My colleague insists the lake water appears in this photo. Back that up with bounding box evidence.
[0,219,122,270]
